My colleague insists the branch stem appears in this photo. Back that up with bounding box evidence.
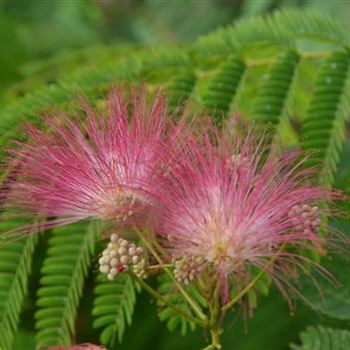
[201,277,222,350]
[130,272,207,327]
[136,230,207,322]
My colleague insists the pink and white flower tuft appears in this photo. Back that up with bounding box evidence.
[4,89,179,231]
[154,127,336,299]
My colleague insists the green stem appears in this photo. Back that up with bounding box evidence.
[136,230,208,322]
[201,278,222,350]
[208,327,222,350]
[146,263,172,270]
[201,344,220,350]
[130,272,207,327]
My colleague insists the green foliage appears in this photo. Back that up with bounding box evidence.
[303,254,350,321]
[0,60,132,156]
[0,220,38,350]
[201,56,245,123]
[246,270,271,310]
[196,9,348,55]
[301,50,350,184]
[252,49,299,128]
[166,69,196,110]
[93,274,137,346]
[157,274,206,335]
[35,221,99,347]
[290,326,350,350]
[300,218,350,322]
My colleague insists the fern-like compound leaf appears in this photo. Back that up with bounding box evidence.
[196,9,347,56]
[156,274,206,335]
[201,56,245,123]
[301,218,350,321]
[301,50,350,184]
[166,69,196,110]
[252,49,299,129]
[0,219,38,350]
[92,273,137,346]
[290,326,350,350]
[35,221,99,347]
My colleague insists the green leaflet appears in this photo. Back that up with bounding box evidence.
[166,69,196,110]
[201,56,245,123]
[252,49,299,128]
[300,218,350,321]
[35,221,100,347]
[290,326,350,350]
[301,50,350,185]
[93,273,137,346]
[156,274,206,335]
[303,253,350,321]
[0,219,38,350]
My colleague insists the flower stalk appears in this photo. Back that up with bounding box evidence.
[130,272,207,327]
[136,229,208,322]
[201,278,222,349]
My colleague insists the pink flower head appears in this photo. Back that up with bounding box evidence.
[155,126,336,301]
[3,88,180,231]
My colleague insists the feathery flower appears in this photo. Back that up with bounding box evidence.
[154,126,335,300]
[4,89,180,231]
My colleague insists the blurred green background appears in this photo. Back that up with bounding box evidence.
[1,0,350,100]
[1,1,350,349]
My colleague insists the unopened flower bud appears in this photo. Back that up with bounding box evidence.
[120,255,130,264]
[111,233,119,243]
[110,258,119,266]
[131,255,140,264]
[289,204,321,235]
[99,265,110,274]
[110,267,118,277]
[98,233,148,280]
[120,239,129,247]
[129,247,136,255]
[118,247,127,255]
[136,247,144,255]
[173,255,204,284]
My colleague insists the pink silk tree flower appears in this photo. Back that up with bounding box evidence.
[3,89,181,232]
[154,126,337,302]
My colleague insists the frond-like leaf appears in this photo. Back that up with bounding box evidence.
[196,9,347,55]
[0,219,38,350]
[252,49,299,130]
[290,326,350,350]
[92,273,137,346]
[35,221,99,347]
[301,50,350,184]
[156,274,206,335]
[201,56,245,123]
[166,69,196,110]
[302,225,350,321]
